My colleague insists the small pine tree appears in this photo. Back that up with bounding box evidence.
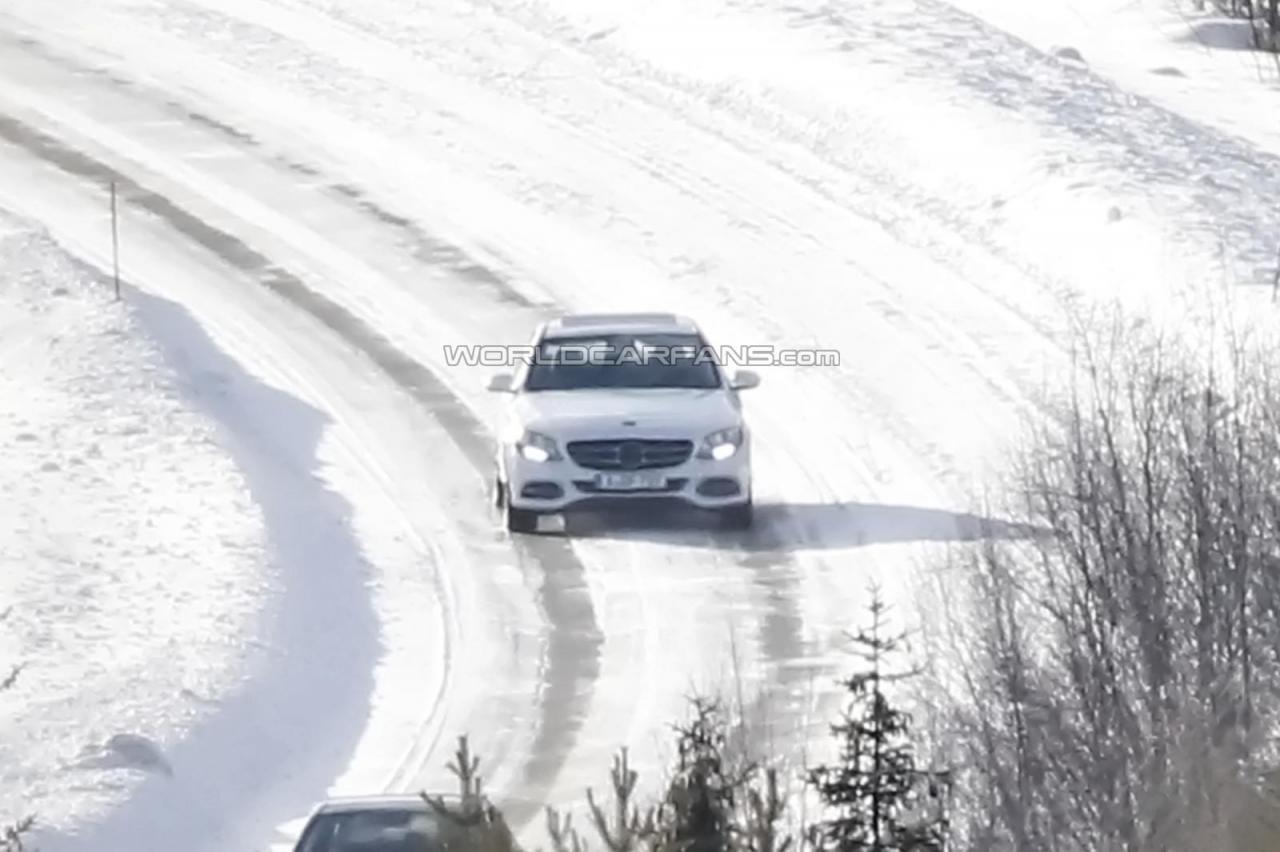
[806,586,945,852]
[583,748,661,852]
[544,694,798,852]
[662,696,742,852]
[422,735,522,852]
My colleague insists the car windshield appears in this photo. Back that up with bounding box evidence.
[295,808,447,852]
[523,333,722,391]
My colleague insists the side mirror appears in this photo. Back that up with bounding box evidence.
[487,372,516,393]
[729,369,760,390]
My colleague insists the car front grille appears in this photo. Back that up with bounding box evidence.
[567,439,694,470]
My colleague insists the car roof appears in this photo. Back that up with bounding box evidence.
[541,312,699,339]
[311,793,460,815]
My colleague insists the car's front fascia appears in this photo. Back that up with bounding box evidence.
[497,408,753,514]
[487,319,760,518]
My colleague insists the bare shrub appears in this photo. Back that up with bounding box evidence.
[932,309,1280,851]
[1,818,35,852]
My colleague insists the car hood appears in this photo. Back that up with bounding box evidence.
[513,387,741,440]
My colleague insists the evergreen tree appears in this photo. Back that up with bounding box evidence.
[806,586,946,852]
[662,696,742,852]
[421,736,521,852]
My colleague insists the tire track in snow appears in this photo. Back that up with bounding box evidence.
[0,108,603,828]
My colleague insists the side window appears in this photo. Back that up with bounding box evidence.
[511,334,541,389]
[693,335,733,386]
[294,816,334,852]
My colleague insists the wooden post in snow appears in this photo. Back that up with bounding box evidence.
[110,179,121,300]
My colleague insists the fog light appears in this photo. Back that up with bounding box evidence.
[697,477,741,497]
[521,481,564,499]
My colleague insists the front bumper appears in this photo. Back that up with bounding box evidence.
[502,441,751,513]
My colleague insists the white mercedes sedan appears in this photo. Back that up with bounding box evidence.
[486,312,759,533]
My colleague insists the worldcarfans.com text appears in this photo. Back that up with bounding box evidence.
[442,344,841,368]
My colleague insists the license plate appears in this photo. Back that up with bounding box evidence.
[594,471,667,491]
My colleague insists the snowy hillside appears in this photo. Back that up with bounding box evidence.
[945,0,1280,154]
[0,209,266,833]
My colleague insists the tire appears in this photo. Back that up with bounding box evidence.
[718,498,753,531]
[505,501,540,534]
[496,478,538,532]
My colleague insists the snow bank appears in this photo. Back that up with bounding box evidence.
[0,210,267,835]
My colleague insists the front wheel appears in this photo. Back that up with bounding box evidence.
[505,500,540,534]
[496,477,539,533]
[718,499,753,531]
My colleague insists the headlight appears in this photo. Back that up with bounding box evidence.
[517,430,561,463]
[697,426,744,460]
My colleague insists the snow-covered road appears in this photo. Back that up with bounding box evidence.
[2,0,1275,849]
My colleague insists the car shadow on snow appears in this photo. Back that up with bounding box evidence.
[559,499,1042,551]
